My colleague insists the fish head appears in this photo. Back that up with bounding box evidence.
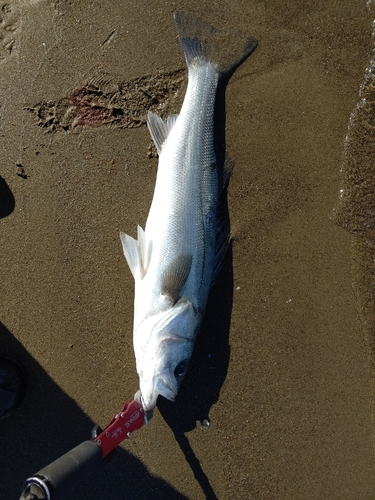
[134,298,201,412]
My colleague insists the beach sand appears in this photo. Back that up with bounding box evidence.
[1,0,375,498]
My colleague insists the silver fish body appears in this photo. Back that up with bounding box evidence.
[121,12,257,412]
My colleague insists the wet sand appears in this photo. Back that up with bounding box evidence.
[1,0,375,498]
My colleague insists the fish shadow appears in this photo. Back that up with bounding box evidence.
[0,321,189,500]
[157,79,234,500]
[157,242,233,432]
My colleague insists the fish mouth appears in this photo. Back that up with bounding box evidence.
[156,372,178,402]
[139,371,178,412]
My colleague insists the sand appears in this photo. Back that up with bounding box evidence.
[1,0,375,499]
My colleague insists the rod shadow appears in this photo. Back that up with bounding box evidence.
[0,321,189,500]
[157,244,233,500]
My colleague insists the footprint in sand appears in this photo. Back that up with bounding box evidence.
[0,2,20,61]
[0,0,43,62]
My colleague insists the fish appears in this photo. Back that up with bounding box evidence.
[120,12,257,412]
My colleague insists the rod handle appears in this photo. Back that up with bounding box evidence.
[20,440,103,500]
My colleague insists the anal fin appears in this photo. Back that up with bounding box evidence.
[147,112,179,155]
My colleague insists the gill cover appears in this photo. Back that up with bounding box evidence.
[136,298,201,412]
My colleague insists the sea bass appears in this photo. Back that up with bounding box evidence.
[121,12,257,412]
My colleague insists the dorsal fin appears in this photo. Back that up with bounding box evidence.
[147,112,179,155]
[222,155,234,190]
[211,180,231,286]
[212,216,230,285]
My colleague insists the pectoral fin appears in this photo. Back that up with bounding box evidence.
[161,254,192,303]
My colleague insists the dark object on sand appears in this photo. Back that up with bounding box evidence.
[0,357,25,419]
[0,176,15,218]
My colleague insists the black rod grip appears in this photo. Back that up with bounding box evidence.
[20,440,103,500]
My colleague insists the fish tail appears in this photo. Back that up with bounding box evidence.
[174,11,257,78]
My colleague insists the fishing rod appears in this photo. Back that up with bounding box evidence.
[19,393,152,500]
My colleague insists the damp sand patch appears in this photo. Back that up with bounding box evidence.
[26,69,187,133]
[333,5,375,459]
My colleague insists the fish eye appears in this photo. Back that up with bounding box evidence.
[174,360,189,379]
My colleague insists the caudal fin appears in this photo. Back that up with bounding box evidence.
[174,11,257,77]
